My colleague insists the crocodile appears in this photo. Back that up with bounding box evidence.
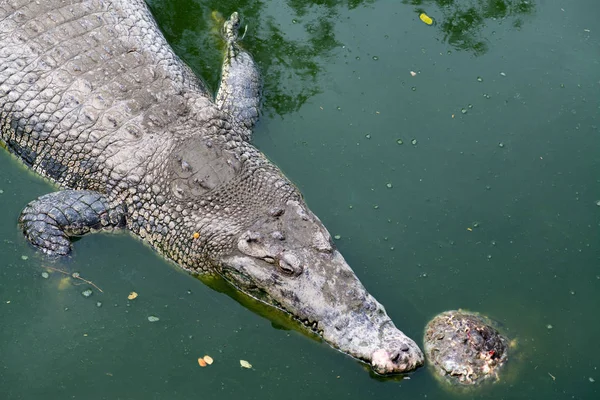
[0,0,424,375]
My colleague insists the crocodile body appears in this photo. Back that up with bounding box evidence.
[0,0,424,375]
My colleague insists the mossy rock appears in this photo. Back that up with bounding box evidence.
[424,310,509,387]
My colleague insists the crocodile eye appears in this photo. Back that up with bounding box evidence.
[278,256,303,277]
[317,244,333,254]
[278,262,296,276]
[246,231,261,242]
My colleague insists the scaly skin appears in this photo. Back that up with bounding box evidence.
[0,0,424,374]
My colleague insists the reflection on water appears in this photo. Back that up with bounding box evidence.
[147,0,381,116]
[1,0,599,399]
[403,0,535,55]
[149,0,536,117]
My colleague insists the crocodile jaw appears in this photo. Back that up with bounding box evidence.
[221,249,424,374]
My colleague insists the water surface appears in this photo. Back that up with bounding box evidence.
[1,0,598,399]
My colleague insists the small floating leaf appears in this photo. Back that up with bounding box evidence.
[148,316,160,322]
[58,277,71,290]
[240,360,252,369]
[198,358,207,367]
[128,291,138,300]
[81,289,93,298]
[203,355,214,365]
[419,13,433,25]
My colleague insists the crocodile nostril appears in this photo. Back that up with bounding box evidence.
[390,351,401,363]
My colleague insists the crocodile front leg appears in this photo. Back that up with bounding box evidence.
[18,190,126,256]
[216,12,261,139]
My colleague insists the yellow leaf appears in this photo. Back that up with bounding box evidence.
[127,292,138,300]
[240,360,252,369]
[419,13,433,25]
[58,277,71,291]
[203,355,214,365]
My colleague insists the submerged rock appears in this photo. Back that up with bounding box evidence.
[423,310,508,387]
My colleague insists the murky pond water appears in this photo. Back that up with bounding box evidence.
[1,1,598,399]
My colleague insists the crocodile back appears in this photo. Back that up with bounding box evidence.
[0,0,215,193]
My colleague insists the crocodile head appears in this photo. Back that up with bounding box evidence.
[219,199,424,375]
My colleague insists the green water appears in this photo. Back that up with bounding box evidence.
[1,0,598,399]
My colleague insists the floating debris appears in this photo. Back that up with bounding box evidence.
[410,71,417,77]
[334,235,341,240]
[128,292,138,300]
[198,358,207,367]
[58,277,71,290]
[477,77,483,82]
[148,316,160,322]
[240,360,252,369]
[424,310,509,386]
[386,183,393,188]
[21,255,28,261]
[82,289,93,298]
[42,266,104,292]
[498,142,505,148]
[96,301,103,308]
[41,272,49,279]
[203,355,214,365]
[419,13,433,25]
[396,139,404,145]
[411,139,417,145]
[547,324,553,330]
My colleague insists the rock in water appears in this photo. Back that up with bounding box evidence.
[423,310,509,386]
